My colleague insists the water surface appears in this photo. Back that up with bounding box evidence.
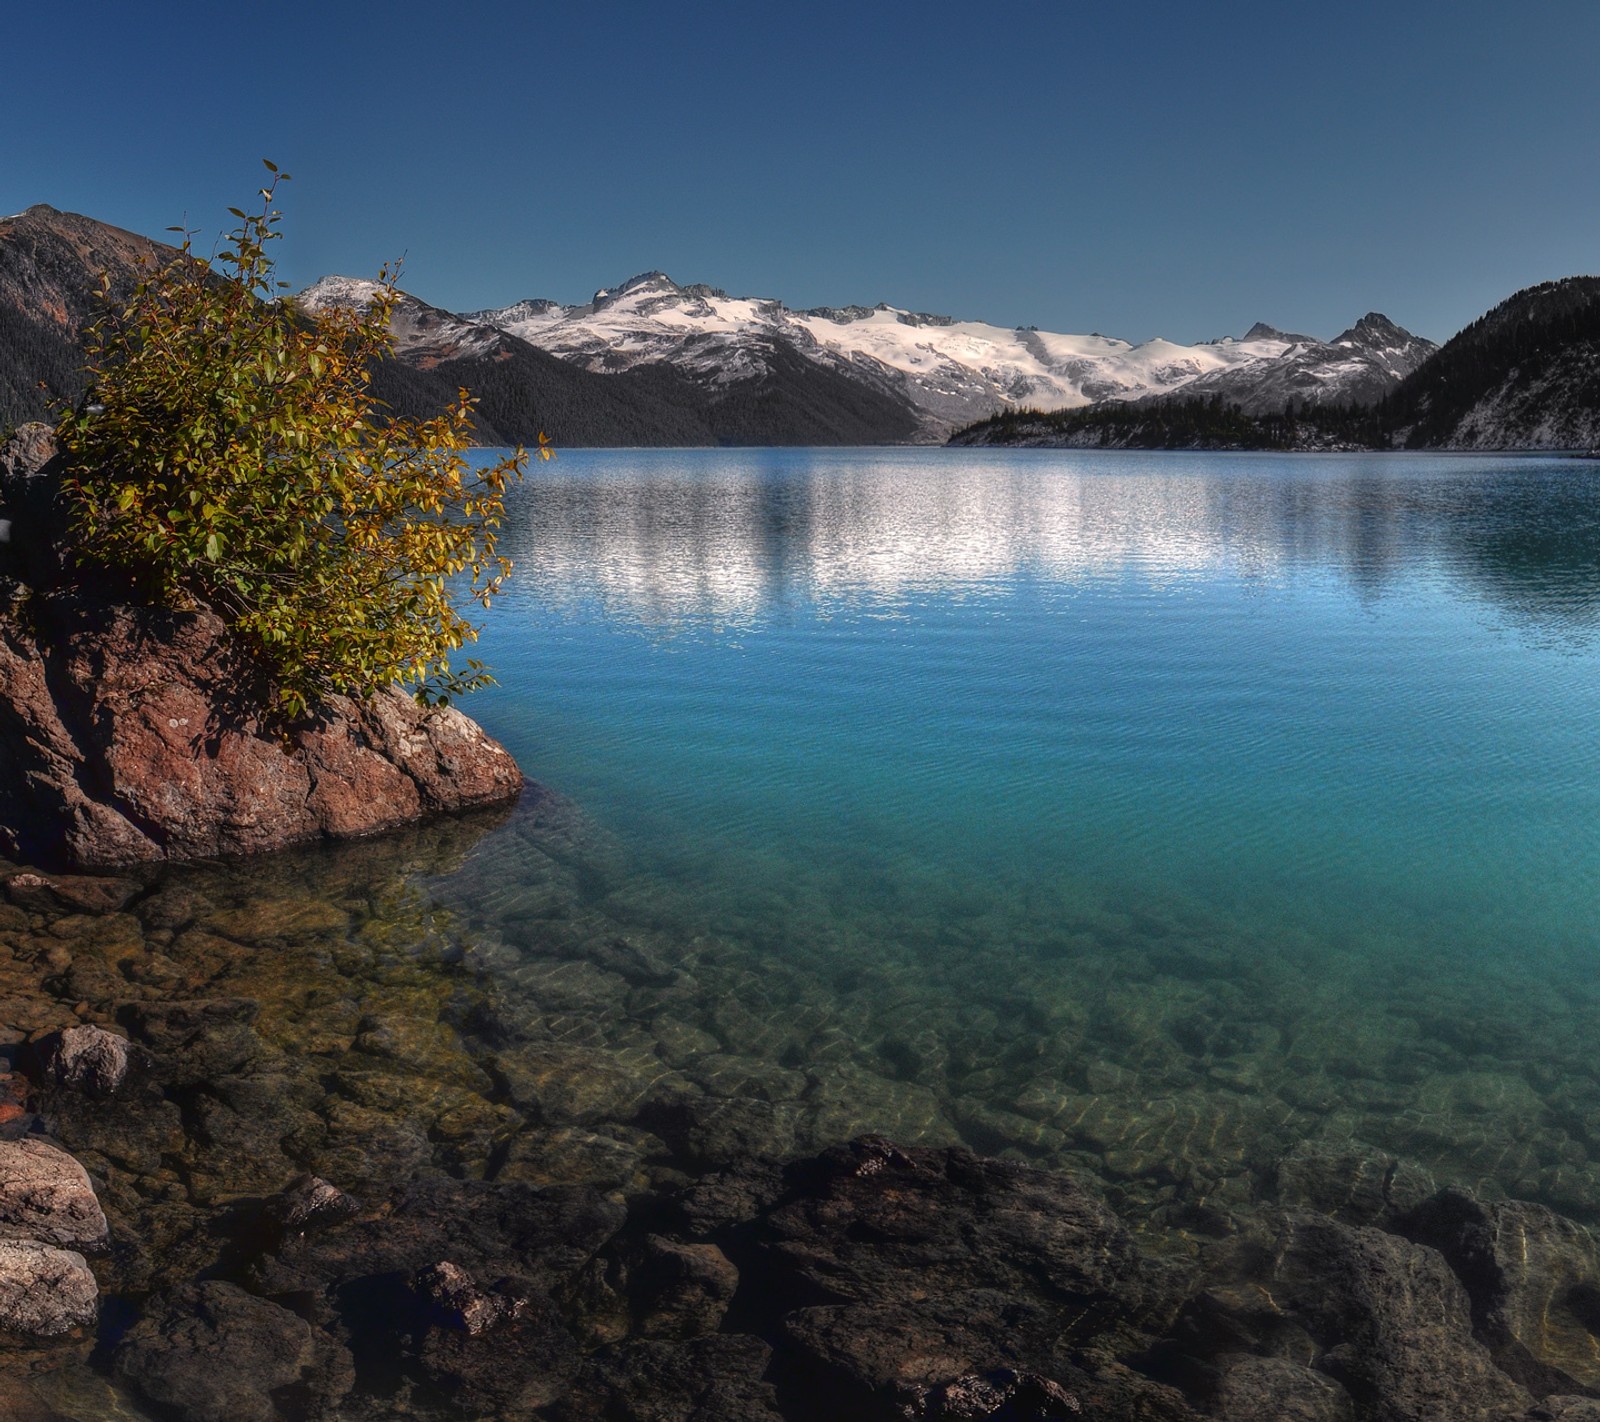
[420,447,1600,1219]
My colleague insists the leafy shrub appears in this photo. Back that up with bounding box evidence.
[57,164,533,718]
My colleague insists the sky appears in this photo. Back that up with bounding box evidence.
[4,0,1599,346]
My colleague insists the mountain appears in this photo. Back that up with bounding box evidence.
[0,203,1480,451]
[0,204,179,428]
[951,285,1600,452]
[0,209,921,447]
[294,277,709,447]
[1381,277,1600,449]
[296,277,924,448]
[467,272,1412,439]
[1152,312,1436,415]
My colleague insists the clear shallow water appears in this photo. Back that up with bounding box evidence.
[367,445,1600,1222]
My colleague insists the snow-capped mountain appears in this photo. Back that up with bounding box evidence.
[1148,313,1437,415]
[295,273,924,447]
[464,272,1432,438]
[297,276,508,366]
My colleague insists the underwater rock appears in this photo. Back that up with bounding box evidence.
[116,998,263,1086]
[414,1258,526,1336]
[558,1333,783,1422]
[920,1369,1084,1420]
[250,1176,626,1304]
[0,1138,108,1251]
[2,872,138,917]
[1274,1138,1436,1228]
[1402,1187,1600,1396]
[1529,1400,1600,1421]
[639,1094,804,1171]
[496,1123,655,1191]
[408,1262,582,1413]
[1268,1211,1531,1421]
[633,1235,740,1340]
[495,1039,670,1127]
[1210,1356,1355,1422]
[271,1175,359,1239]
[34,1023,134,1098]
[0,1239,97,1338]
[779,1297,1084,1418]
[755,1136,1161,1315]
[0,1375,83,1422]
[112,1280,352,1422]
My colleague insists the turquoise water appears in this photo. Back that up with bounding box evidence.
[434,447,1600,1218]
[475,448,1600,959]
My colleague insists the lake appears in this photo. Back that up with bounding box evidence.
[19,444,1600,1419]
[418,445,1600,1222]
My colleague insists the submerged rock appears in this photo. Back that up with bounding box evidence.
[34,1023,134,1098]
[559,1333,783,1422]
[920,1369,1084,1420]
[2,871,138,916]
[0,1138,108,1251]
[1257,1211,1530,1421]
[409,1262,582,1413]
[0,1239,97,1339]
[271,1175,359,1239]
[1402,1187,1600,1397]
[0,424,525,870]
[112,1280,352,1422]
[1210,1357,1354,1422]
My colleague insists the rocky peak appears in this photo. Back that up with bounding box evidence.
[294,275,386,312]
[1240,321,1318,345]
[1335,312,1410,347]
[479,297,563,322]
[593,271,684,310]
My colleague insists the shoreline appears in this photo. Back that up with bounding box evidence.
[2,798,1599,1419]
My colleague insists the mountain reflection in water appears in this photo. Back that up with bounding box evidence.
[496,448,1600,642]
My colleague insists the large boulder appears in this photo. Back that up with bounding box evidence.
[112,1281,352,1422]
[0,1138,108,1251]
[1402,1187,1600,1397]
[0,1240,97,1339]
[0,426,524,868]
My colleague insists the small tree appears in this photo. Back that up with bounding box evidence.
[57,164,535,719]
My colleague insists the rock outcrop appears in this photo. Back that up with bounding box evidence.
[0,424,524,868]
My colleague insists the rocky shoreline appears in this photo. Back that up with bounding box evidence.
[0,829,1598,1421]
[0,424,524,870]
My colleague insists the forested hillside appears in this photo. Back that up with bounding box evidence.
[1381,277,1600,448]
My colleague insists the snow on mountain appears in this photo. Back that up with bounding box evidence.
[1161,312,1437,415]
[300,268,1433,441]
[297,275,506,367]
[465,272,1310,438]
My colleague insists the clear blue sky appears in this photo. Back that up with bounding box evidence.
[4,0,1597,345]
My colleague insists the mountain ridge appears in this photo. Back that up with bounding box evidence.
[460,267,1433,438]
[951,278,1600,452]
[9,202,1578,451]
